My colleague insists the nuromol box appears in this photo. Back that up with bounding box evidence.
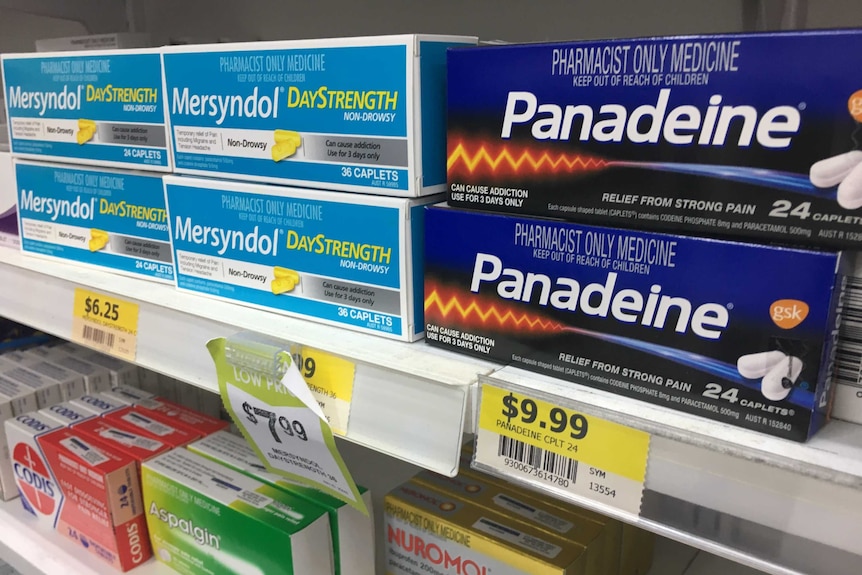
[447,29,862,249]
[161,34,476,196]
[424,205,847,441]
[1,49,169,171]
[15,160,173,282]
[164,175,440,340]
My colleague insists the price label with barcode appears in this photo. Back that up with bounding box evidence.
[71,288,139,361]
[475,382,650,515]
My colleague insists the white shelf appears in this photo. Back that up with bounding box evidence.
[481,367,862,575]
[0,0,131,35]
[0,250,497,476]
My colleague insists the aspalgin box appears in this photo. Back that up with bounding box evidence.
[424,205,847,440]
[161,34,476,196]
[446,29,862,249]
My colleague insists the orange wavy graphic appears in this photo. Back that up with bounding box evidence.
[425,290,565,332]
[447,142,608,174]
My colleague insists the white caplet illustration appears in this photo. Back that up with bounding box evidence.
[809,150,862,209]
[737,350,786,379]
[762,356,803,401]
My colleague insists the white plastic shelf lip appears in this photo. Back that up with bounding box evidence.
[484,366,862,489]
[0,251,495,475]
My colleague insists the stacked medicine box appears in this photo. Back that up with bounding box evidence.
[1,49,174,283]
[159,34,476,341]
[428,29,862,440]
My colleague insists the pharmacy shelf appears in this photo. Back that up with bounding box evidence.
[0,0,133,34]
[480,367,862,575]
[0,250,497,476]
[0,490,760,575]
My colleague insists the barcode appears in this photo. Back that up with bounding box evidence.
[82,324,115,348]
[836,277,862,389]
[498,436,578,481]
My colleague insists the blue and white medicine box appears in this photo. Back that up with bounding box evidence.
[1,49,170,171]
[15,160,173,282]
[161,34,476,197]
[164,175,441,340]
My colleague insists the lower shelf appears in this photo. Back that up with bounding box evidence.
[0,495,762,575]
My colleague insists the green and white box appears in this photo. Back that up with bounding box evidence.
[143,448,334,575]
[189,430,374,575]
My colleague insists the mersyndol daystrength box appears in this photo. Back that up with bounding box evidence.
[188,430,374,575]
[413,469,615,575]
[164,175,440,340]
[142,448,334,575]
[385,479,596,575]
[14,160,173,282]
[161,34,476,196]
[424,205,847,441]
[1,49,170,171]
[38,426,151,571]
[446,29,862,249]
[0,151,19,250]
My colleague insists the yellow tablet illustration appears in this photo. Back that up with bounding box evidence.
[271,266,300,295]
[77,119,97,145]
[271,130,302,162]
[88,229,109,252]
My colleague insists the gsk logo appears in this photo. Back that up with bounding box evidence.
[770,299,809,329]
[849,89,862,122]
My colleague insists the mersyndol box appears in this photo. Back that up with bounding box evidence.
[385,479,595,575]
[38,427,151,571]
[74,348,140,388]
[446,29,862,249]
[39,401,97,427]
[165,175,440,340]
[4,413,61,510]
[161,34,476,197]
[413,469,614,575]
[14,160,174,283]
[70,393,129,416]
[135,396,229,436]
[143,448,334,575]
[1,49,170,171]
[104,406,201,447]
[425,205,847,441]
[188,430,374,575]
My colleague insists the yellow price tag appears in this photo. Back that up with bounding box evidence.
[477,383,650,514]
[71,288,139,361]
[291,345,355,435]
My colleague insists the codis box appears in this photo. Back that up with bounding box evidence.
[1,49,169,171]
[446,29,862,249]
[161,35,476,196]
[424,205,847,441]
[165,175,439,340]
[14,160,173,282]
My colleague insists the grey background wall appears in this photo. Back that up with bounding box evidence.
[1,0,861,53]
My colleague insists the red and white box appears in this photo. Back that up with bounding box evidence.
[69,393,128,416]
[135,397,228,436]
[72,418,172,465]
[4,412,61,511]
[37,427,151,571]
[103,406,200,447]
[39,401,97,427]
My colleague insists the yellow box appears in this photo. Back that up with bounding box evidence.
[385,479,595,575]
[414,468,614,575]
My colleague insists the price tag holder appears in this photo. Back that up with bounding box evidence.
[208,337,367,515]
[71,288,139,361]
[475,381,650,515]
[290,345,355,436]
